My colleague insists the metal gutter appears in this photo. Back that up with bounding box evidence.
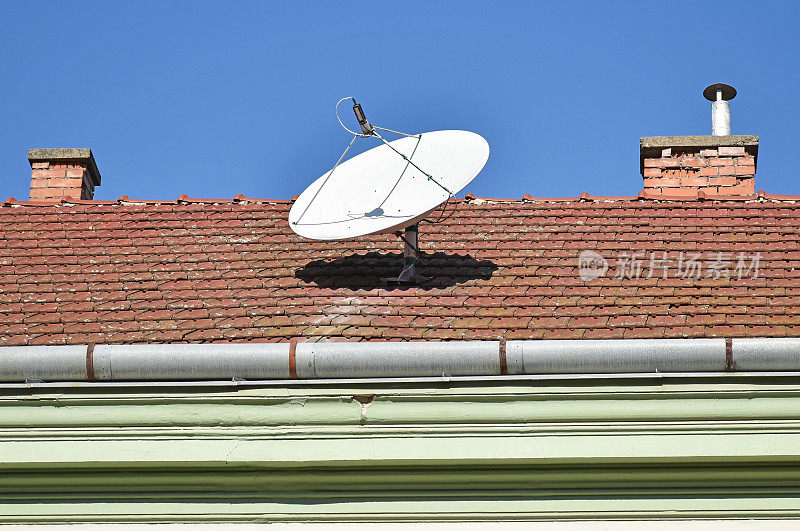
[0,338,799,383]
[6,371,800,391]
[732,337,800,370]
[508,338,724,374]
[294,341,502,378]
[92,343,289,380]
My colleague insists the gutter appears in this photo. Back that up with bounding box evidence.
[1,338,799,383]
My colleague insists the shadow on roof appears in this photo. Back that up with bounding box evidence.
[295,251,499,290]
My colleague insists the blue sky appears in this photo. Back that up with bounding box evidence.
[1,1,798,201]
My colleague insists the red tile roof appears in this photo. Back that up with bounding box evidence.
[2,193,800,346]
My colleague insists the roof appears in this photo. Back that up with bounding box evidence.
[1,193,800,346]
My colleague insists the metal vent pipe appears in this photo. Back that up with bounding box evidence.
[704,83,737,136]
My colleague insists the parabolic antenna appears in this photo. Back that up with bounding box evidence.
[289,130,489,240]
[289,97,489,283]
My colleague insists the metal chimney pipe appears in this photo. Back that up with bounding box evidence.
[703,83,737,136]
[711,92,730,136]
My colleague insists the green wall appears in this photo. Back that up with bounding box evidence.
[2,374,800,522]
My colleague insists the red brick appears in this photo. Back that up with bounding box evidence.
[43,178,84,188]
[717,183,755,196]
[643,158,680,168]
[663,169,689,179]
[643,178,680,187]
[708,176,737,186]
[734,165,755,176]
[656,187,700,197]
[718,146,746,156]
[680,177,709,187]
[28,189,66,199]
[642,168,662,178]
[29,179,52,189]
[716,165,737,176]
[699,166,719,176]
[31,169,66,179]
[680,158,706,168]
[709,158,735,166]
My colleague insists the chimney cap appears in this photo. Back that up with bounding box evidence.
[703,83,737,101]
[27,148,101,186]
[639,135,758,175]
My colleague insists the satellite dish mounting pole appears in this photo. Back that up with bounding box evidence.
[383,223,423,284]
[399,224,419,282]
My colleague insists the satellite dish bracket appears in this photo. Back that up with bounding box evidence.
[396,228,420,253]
[382,223,428,285]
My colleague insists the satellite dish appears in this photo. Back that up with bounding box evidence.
[289,130,489,240]
[289,98,490,283]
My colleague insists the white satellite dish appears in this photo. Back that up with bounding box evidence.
[289,130,489,240]
[289,98,490,283]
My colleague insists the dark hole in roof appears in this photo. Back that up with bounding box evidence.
[295,251,499,290]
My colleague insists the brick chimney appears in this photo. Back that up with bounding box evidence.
[640,83,759,198]
[28,148,101,201]
[640,135,758,197]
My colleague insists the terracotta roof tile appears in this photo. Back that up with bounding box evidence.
[1,196,800,345]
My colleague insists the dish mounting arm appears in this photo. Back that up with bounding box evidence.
[383,224,427,285]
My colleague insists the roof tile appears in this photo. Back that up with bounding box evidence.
[2,197,800,345]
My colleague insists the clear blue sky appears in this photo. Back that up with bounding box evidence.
[1,1,798,201]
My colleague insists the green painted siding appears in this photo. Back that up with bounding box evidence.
[2,375,800,521]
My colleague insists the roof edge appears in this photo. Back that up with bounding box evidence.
[3,191,800,208]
